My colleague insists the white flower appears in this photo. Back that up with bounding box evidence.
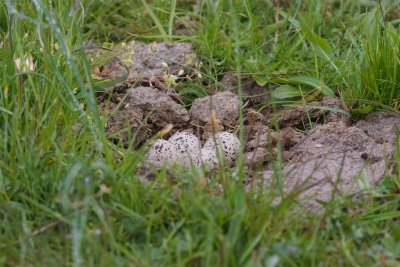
[14,55,35,72]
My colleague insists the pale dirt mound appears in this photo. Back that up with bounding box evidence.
[263,112,400,210]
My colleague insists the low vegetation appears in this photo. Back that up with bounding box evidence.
[0,0,399,266]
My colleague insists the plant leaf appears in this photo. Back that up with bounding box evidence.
[254,75,269,87]
[271,85,302,99]
[282,76,334,96]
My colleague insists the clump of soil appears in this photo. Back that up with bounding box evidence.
[245,147,269,169]
[92,41,198,90]
[190,91,239,125]
[95,41,198,144]
[127,86,190,128]
[355,112,400,147]
[189,91,239,142]
[100,86,190,144]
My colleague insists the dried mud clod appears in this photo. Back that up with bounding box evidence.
[278,102,327,128]
[96,41,198,83]
[321,97,353,126]
[100,86,190,145]
[279,127,305,149]
[201,121,224,143]
[243,108,265,127]
[244,119,303,164]
[189,91,239,141]
[127,86,190,128]
[245,124,276,152]
[355,112,400,147]
[95,40,200,145]
[190,91,239,125]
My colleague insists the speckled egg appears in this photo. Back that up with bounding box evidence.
[201,148,219,168]
[146,139,179,168]
[168,132,202,168]
[203,131,240,165]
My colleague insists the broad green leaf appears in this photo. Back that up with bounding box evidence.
[282,76,334,96]
[271,85,303,99]
[351,104,373,115]
[91,74,128,93]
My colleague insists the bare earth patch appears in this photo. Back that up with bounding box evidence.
[263,113,400,210]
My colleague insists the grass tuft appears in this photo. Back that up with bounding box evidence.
[341,19,400,116]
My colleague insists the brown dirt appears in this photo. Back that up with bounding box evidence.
[355,112,400,147]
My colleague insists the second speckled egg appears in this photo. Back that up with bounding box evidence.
[168,131,202,168]
[203,131,240,165]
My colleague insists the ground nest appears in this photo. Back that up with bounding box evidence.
[95,40,400,210]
